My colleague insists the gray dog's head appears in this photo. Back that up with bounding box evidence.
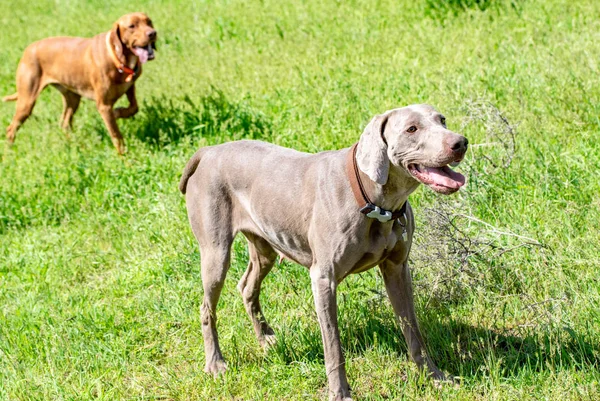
[357,104,468,194]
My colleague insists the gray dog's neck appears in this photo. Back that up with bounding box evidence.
[360,165,420,212]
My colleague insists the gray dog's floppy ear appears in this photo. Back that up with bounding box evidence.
[356,113,390,185]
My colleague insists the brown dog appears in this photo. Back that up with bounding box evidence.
[2,12,157,154]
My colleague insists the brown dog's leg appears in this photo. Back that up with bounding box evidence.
[114,86,139,119]
[56,86,81,131]
[6,66,43,143]
[238,233,277,347]
[310,266,352,401]
[380,260,447,380]
[6,98,36,143]
[96,101,125,154]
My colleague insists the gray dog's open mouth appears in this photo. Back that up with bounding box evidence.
[133,44,155,63]
[408,162,466,194]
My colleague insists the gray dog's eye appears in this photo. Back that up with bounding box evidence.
[441,117,446,126]
[407,126,417,133]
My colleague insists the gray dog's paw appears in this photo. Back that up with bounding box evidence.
[260,333,277,349]
[432,372,460,389]
[204,360,227,376]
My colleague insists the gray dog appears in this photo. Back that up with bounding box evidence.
[179,104,468,400]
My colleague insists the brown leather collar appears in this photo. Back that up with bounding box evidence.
[105,33,140,83]
[345,143,407,223]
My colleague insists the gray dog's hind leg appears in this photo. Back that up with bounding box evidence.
[238,233,277,347]
[200,242,232,375]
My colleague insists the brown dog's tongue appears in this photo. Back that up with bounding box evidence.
[134,47,149,63]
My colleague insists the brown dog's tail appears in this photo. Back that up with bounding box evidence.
[179,150,203,194]
[2,93,18,102]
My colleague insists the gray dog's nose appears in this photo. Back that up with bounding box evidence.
[449,136,468,154]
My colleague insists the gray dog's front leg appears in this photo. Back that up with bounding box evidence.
[310,267,353,401]
[380,260,447,381]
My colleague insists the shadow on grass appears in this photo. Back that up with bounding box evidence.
[431,320,599,378]
[423,0,522,21]
[127,89,272,148]
[270,297,599,379]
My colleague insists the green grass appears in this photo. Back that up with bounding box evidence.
[1,0,599,399]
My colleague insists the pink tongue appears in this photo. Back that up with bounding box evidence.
[134,47,149,64]
[423,166,466,188]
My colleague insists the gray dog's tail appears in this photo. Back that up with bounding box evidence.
[2,93,18,102]
[179,150,202,194]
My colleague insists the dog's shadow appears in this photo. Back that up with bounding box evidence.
[417,318,599,379]
[423,0,526,25]
[122,89,272,148]
[269,293,599,380]
[424,0,506,20]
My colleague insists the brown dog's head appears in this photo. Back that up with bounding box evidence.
[357,105,468,194]
[110,12,157,64]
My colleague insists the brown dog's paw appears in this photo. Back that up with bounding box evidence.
[6,129,16,144]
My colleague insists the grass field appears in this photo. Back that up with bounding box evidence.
[1,0,599,399]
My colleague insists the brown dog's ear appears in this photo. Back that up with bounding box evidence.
[356,113,390,185]
[108,22,125,62]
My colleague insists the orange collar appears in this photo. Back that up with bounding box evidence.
[105,33,140,82]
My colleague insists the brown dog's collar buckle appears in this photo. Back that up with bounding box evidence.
[118,64,138,82]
